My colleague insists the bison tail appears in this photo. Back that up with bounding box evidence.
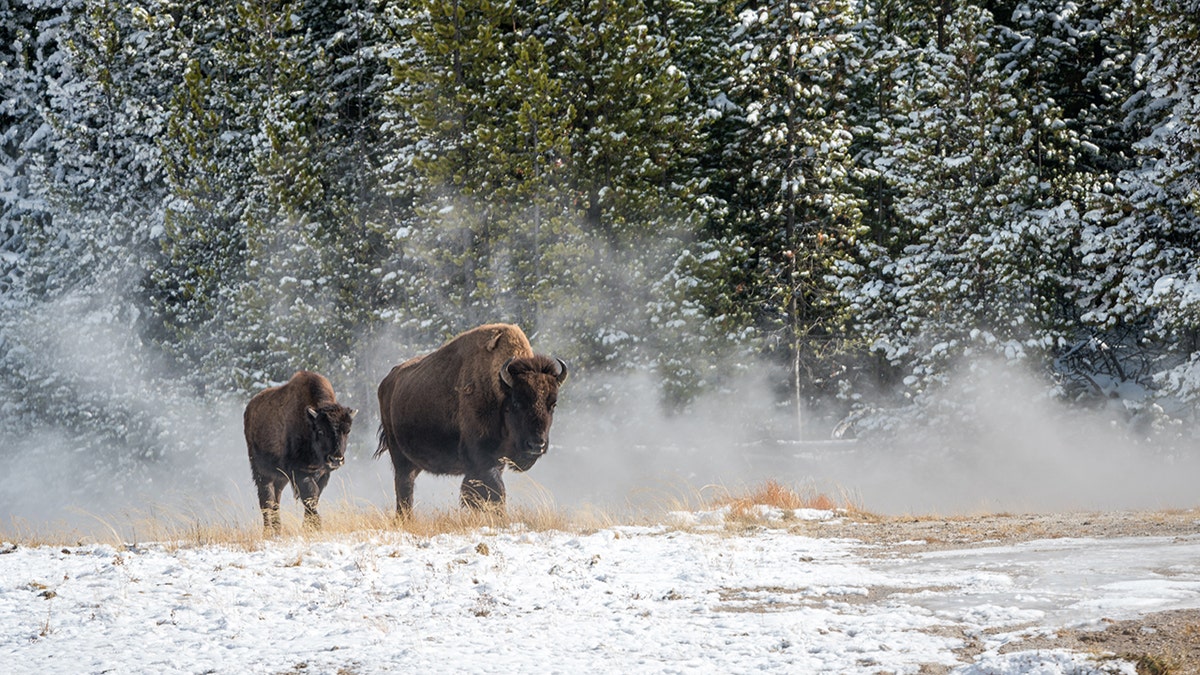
[373,424,390,459]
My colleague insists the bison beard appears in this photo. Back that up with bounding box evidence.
[244,371,356,534]
[375,324,568,514]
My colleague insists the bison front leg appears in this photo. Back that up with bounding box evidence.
[296,473,327,531]
[461,465,506,511]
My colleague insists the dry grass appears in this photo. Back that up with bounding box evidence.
[1119,653,1178,675]
[706,479,863,521]
[0,501,620,549]
[0,481,860,548]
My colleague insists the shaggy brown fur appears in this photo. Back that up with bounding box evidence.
[376,324,568,514]
[245,371,356,534]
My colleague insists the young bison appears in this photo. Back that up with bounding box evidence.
[244,371,356,534]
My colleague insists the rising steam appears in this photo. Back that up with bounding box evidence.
[3,287,1198,540]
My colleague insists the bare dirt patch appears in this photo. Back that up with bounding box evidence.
[799,508,1200,554]
[1013,609,1200,674]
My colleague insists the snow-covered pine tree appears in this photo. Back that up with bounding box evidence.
[0,0,66,434]
[724,0,865,435]
[0,0,214,497]
[150,1,261,391]
[1004,0,1151,410]
[148,0,394,399]
[385,0,710,388]
[479,32,578,331]
[541,0,708,374]
[233,0,399,404]
[0,0,53,308]
[842,2,1092,432]
[384,0,530,334]
[9,0,170,301]
[635,0,766,409]
[829,0,935,412]
[1073,0,1200,424]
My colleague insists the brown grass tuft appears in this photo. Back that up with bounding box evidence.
[711,480,855,520]
[1122,653,1177,675]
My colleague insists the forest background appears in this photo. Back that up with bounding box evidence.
[1,0,1198,506]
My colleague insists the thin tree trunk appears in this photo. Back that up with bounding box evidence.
[786,25,803,441]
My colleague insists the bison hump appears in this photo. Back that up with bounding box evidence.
[381,324,534,410]
[290,370,337,406]
[465,323,532,356]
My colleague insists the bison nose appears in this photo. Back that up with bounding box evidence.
[526,440,548,455]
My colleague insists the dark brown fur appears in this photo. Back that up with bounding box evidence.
[375,324,568,513]
[245,371,356,534]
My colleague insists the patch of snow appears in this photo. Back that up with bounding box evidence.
[1,524,1196,673]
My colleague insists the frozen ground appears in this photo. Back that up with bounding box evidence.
[2,507,1199,674]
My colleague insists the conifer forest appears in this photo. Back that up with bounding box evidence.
[1,0,1198,492]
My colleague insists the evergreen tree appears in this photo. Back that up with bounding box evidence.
[150,1,262,389]
[385,0,557,334]
[386,0,711,387]
[0,0,214,495]
[841,2,1088,430]
[0,0,57,308]
[544,0,708,372]
[828,0,935,408]
[634,0,768,406]
[150,0,397,398]
[1074,0,1200,418]
[1009,0,1150,409]
[236,0,399,399]
[724,0,865,434]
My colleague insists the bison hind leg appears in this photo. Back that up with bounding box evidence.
[384,449,421,518]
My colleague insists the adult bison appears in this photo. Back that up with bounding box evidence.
[376,323,568,514]
[245,371,356,534]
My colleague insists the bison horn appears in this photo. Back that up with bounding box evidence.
[500,358,516,388]
[307,406,319,419]
[554,358,569,384]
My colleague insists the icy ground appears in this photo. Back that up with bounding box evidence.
[2,507,1199,674]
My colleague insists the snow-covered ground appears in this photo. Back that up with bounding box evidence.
[3,507,1198,674]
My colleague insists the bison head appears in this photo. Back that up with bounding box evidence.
[499,356,568,472]
[307,404,357,471]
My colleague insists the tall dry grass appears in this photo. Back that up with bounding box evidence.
[0,480,862,549]
[704,479,864,517]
